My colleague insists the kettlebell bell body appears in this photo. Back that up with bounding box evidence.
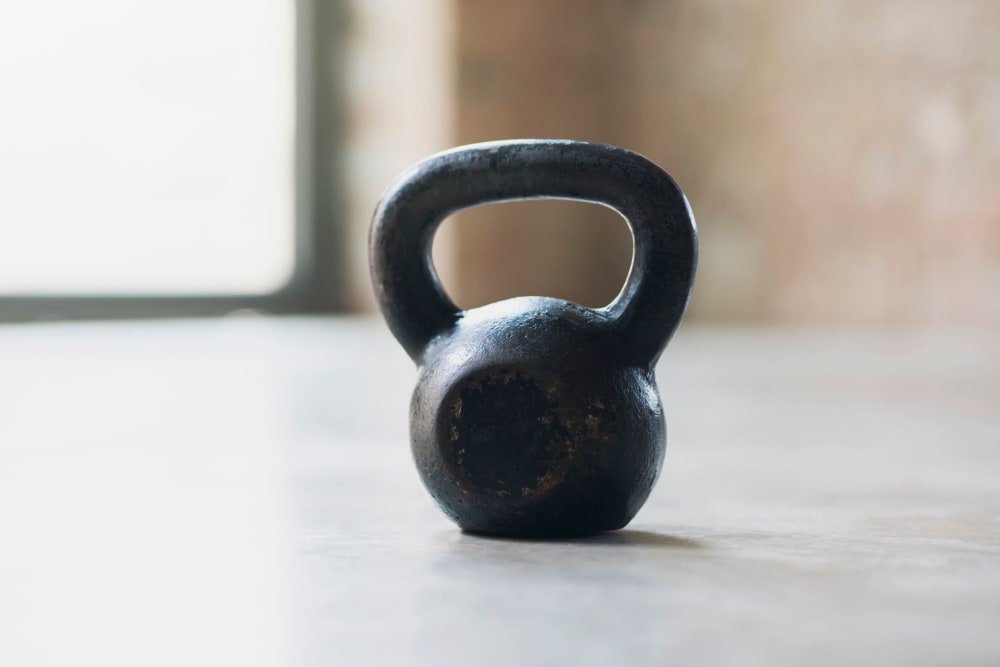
[370,140,697,537]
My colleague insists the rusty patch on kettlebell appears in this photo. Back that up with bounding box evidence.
[446,369,573,498]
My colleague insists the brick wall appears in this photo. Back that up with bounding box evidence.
[448,0,1000,326]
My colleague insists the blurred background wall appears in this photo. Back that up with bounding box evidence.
[344,0,999,328]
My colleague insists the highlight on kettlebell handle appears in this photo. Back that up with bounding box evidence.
[369,140,698,367]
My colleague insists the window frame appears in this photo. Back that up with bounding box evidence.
[0,0,345,322]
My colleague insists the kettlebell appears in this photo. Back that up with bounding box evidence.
[369,140,697,537]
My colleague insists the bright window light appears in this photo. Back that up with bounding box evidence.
[0,0,295,294]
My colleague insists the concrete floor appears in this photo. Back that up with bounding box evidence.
[2,318,997,666]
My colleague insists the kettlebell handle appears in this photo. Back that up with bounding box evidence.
[369,140,698,367]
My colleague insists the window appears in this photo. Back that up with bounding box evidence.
[0,0,342,319]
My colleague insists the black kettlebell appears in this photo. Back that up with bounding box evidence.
[369,140,697,537]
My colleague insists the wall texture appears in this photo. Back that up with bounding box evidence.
[448,0,1000,326]
[340,0,455,311]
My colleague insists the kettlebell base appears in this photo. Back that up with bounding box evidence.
[457,517,632,539]
[433,468,648,539]
[460,527,627,539]
[437,494,644,539]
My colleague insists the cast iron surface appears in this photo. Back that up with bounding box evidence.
[369,140,697,537]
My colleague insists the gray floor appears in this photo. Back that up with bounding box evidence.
[2,318,998,666]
